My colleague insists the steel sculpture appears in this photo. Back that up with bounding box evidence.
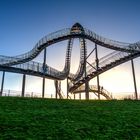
[0,23,139,99]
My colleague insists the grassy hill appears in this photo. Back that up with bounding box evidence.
[0,97,140,140]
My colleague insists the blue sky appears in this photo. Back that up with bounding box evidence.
[0,0,140,99]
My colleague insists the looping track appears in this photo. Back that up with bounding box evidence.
[0,23,140,98]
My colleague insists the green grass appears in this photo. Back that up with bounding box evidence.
[0,97,140,140]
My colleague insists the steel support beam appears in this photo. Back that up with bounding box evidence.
[79,93,81,100]
[85,80,89,99]
[58,81,62,99]
[22,74,26,97]
[86,48,96,60]
[97,75,100,99]
[0,71,5,96]
[83,39,89,100]
[131,59,138,100]
[67,78,69,99]
[55,80,58,99]
[95,44,100,100]
[74,94,76,100]
[42,48,46,98]
[42,77,45,98]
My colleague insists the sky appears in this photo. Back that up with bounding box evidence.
[0,0,140,99]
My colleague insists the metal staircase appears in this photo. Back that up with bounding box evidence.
[69,50,140,92]
[0,23,140,99]
[73,85,112,100]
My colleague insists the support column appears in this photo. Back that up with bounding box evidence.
[95,44,100,100]
[79,93,81,100]
[74,94,76,100]
[131,59,138,100]
[97,75,100,99]
[42,77,45,98]
[58,81,61,99]
[83,39,89,100]
[22,74,26,97]
[42,48,46,98]
[0,71,5,96]
[67,78,69,99]
[55,80,58,99]
[85,80,89,99]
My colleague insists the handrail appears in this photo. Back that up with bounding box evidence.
[0,23,140,82]
[73,85,112,99]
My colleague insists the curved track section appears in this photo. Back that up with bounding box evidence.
[69,38,87,81]
[69,50,140,92]
[0,23,140,67]
[0,23,140,82]
[73,85,112,100]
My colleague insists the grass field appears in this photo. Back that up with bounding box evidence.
[0,97,140,140]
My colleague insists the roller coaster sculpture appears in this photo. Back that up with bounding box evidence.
[0,23,139,100]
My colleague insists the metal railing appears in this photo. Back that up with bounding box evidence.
[0,24,140,83]
[73,85,112,99]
